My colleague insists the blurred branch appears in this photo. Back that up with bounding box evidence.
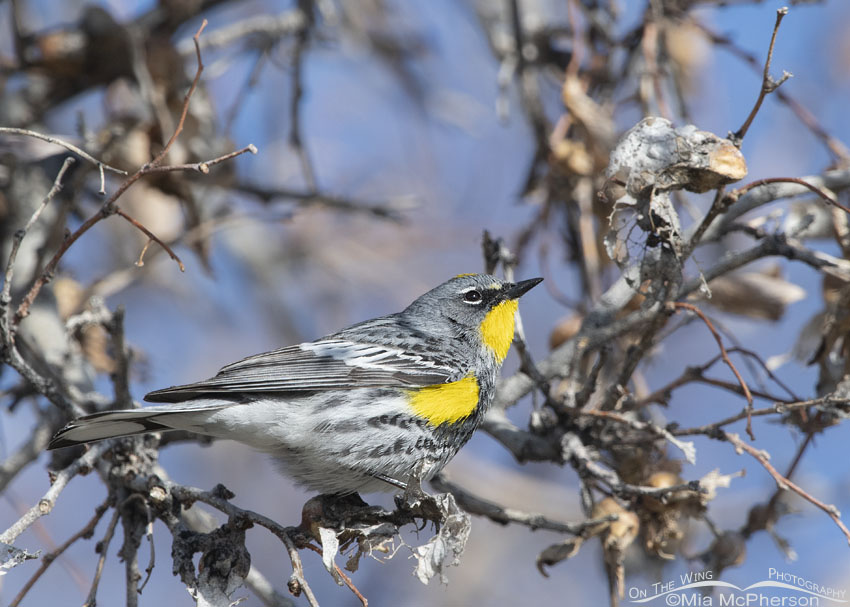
[0,419,54,494]
[0,128,127,181]
[289,0,317,191]
[482,409,561,463]
[2,157,75,320]
[0,156,85,418]
[0,443,108,544]
[236,182,410,220]
[693,171,850,246]
[178,10,307,55]
[9,497,112,607]
[11,23,256,325]
[432,474,615,534]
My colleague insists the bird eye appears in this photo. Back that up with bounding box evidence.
[463,289,482,304]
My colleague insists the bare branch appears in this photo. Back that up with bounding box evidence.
[154,20,208,165]
[115,209,186,272]
[0,128,127,177]
[733,7,791,142]
[729,176,849,215]
[83,507,121,607]
[431,474,616,534]
[9,497,112,607]
[723,432,850,546]
[0,415,54,494]
[0,443,108,544]
[674,302,755,439]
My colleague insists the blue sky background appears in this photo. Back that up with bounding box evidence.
[2,0,850,605]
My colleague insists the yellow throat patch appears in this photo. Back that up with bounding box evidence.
[480,299,518,362]
[407,375,480,426]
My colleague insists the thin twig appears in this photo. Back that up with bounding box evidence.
[674,302,755,439]
[334,564,367,607]
[728,176,849,215]
[685,185,728,255]
[141,144,258,175]
[178,10,306,54]
[303,544,367,606]
[83,506,121,607]
[724,432,850,547]
[154,20,208,165]
[115,209,186,272]
[0,443,108,544]
[733,7,790,142]
[282,528,319,607]
[638,367,792,408]
[673,397,838,436]
[12,23,256,323]
[637,346,798,408]
[139,513,155,593]
[0,128,127,177]
[694,20,850,162]
[9,497,112,607]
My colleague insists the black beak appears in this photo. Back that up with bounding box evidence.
[503,277,543,300]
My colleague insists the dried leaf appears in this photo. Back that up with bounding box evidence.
[536,537,584,576]
[591,497,639,550]
[411,492,471,585]
[345,522,397,573]
[702,265,806,321]
[698,468,744,503]
[607,117,747,197]
[318,527,343,585]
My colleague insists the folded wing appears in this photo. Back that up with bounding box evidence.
[145,338,458,403]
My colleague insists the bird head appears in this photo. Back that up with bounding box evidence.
[403,274,543,362]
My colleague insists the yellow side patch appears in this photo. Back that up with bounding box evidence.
[454,273,475,278]
[480,299,518,362]
[407,375,480,426]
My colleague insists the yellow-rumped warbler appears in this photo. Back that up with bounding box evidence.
[49,274,542,494]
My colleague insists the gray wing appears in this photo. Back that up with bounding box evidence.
[145,338,457,403]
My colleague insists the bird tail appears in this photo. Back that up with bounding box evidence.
[47,403,233,450]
